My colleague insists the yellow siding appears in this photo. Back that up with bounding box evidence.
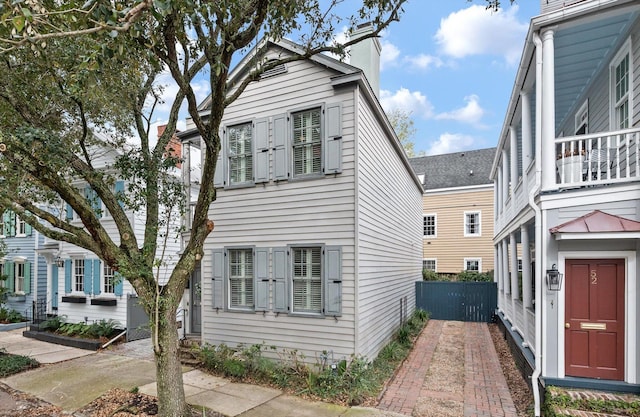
[422,187,494,273]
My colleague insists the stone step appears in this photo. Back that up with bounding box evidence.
[548,386,640,417]
[554,408,628,417]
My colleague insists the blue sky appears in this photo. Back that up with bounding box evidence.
[376,0,539,155]
[152,1,540,156]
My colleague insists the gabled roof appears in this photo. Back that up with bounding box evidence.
[550,210,640,233]
[197,37,361,112]
[409,148,496,191]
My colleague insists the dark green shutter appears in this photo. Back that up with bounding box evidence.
[5,262,14,293]
[8,212,15,237]
[23,262,31,295]
[272,247,288,313]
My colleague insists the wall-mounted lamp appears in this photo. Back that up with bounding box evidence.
[55,256,65,268]
[546,264,563,291]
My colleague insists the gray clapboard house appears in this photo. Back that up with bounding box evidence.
[178,30,423,361]
[492,0,640,413]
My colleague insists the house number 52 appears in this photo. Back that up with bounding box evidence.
[590,270,597,285]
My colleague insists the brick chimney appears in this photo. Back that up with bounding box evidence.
[349,23,381,97]
[158,125,182,169]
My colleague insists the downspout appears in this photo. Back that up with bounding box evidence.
[530,31,543,417]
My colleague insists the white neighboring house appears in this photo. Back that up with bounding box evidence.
[492,0,640,413]
[178,28,423,361]
[55,144,181,332]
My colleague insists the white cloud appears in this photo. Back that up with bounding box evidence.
[404,54,444,71]
[380,39,401,71]
[435,5,528,66]
[426,133,477,155]
[435,94,486,126]
[380,88,434,119]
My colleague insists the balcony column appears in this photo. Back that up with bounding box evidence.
[521,91,533,170]
[540,28,556,191]
[521,225,532,308]
[510,231,519,301]
[502,149,510,203]
[502,238,510,297]
[510,127,518,192]
[497,168,503,210]
[496,243,502,291]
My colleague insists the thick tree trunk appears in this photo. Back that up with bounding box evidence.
[154,305,188,417]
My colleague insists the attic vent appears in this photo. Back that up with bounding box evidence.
[260,62,287,79]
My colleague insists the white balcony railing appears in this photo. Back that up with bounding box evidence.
[555,127,640,188]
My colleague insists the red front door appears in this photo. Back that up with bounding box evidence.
[565,259,625,380]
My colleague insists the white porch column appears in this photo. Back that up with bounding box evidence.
[502,239,510,296]
[521,225,532,308]
[521,91,533,173]
[502,149,510,203]
[510,232,519,300]
[497,169,503,210]
[496,243,502,291]
[541,28,556,191]
[510,126,518,192]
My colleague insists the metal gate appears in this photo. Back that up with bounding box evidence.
[415,281,497,322]
[126,295,151,341]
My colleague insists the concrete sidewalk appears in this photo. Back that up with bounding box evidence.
[0,330,403,416]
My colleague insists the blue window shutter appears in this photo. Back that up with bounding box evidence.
[324,103,342,174]
[64,259,72,293]
[254,248,269,310]
[2,211,11,236]
[6,262,14,293]
[214,131,226,188]
[84,259,92,295]
[272,115,289,181]
[115,181,125,209]
[211,249,225,309]
[8,212,15,237]
[272,247,288,313]
[93,259,101,295]
[114,272,123,296]
[324,246,342,316]
[66,203,73,221]
[254,118,270,184]
[23,262,31,295]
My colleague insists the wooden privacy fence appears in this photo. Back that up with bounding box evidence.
[415,281,497,322]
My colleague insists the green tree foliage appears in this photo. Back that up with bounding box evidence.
[0,1,412,416]
[387,108,419,157]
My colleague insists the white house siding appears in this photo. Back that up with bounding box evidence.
[355,91,423,359]
[199,57,358,361]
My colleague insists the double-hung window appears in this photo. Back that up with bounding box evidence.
[292,247,322,314]
[423,259,436,271]
[292,108,322,177]
[16,215,26,236]
[228,122,253,185]
[103,263,115,294]
[228,248,254,310]
[464,211,481,237]
[15,262,25,293]
[611,40,631,130]
[74,259,85,292]
[464,258,480,272]
[423,214,436,237]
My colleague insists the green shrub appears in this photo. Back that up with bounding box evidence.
[0,308,26,323]
[40,315,66,332]
[86,319,121,338]
[422,269,439,281]
[0,349,38,377]
[457,270,493,282]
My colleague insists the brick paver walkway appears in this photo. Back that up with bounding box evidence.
[378,320,518,417]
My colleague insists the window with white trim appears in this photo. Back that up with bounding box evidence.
[74,259,85,292]
[464,211,481,237]
[292,247,322,314]
[227,122,253,185]
[423,214,436,237]
[228,248,254,310]
[16,215,26,236]
[422,259,436,271]
[464,258,481,272]
[611,40,631,130]
[14,262,25,293]
[103,263,115,294]
[292,108,322,177]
